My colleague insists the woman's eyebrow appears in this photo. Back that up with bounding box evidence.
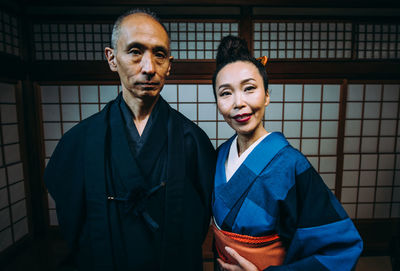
[217,83,232,90]
[218,78,256,90]
[240,78,256,85]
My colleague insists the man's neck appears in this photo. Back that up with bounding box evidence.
[122,91,159,136]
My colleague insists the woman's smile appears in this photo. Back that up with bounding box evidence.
[233,113,252,123]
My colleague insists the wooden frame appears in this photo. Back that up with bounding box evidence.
[0,0,399,260]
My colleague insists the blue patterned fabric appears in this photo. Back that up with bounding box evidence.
[213,132,363,271]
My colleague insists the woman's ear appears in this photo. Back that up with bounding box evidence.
[264,90,270,107]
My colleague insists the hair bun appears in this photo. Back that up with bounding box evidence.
[216,35,250,67]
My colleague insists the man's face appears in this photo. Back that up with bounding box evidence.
[106,14,172,100]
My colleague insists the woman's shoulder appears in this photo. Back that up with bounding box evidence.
[275,144,311,176]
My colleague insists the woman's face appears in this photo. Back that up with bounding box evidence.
[215,61,269,137]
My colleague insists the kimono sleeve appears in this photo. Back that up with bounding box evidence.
[269,166,363,271]
[184,124,216,240]
[44,127,86,249]
[196,134,216,239]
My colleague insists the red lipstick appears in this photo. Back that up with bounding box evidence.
[233,113,251,123]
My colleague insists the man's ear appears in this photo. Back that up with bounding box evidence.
[105,47,117,72]
[166,55,173,76]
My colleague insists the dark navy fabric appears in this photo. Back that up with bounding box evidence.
[45,93,216,271]
[213,132,363,271]
[106,95,168,270]
[119,95,161,154]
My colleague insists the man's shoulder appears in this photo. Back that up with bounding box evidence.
[60,103,109,143]
[168,106,210,142]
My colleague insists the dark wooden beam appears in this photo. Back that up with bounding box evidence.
[20,80,49,236]
[239,6,252,48]
[266,61,400,80]
[18,3,49,238]
[335,80,348,201]
[19,0,400,9]
[0,54,27,81]
[27,61,400,82]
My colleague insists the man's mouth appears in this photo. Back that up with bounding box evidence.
[135,82,160,90]
[136,82,160,86]
[233,113,252,123]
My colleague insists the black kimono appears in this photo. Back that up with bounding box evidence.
[44,93,216,271]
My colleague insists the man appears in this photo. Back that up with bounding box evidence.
[44,9,216,271]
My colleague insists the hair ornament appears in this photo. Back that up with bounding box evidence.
[256,56,268,66]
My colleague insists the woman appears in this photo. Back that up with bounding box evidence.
[212,36,363,271]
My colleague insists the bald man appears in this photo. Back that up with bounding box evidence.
[44,9,216,271]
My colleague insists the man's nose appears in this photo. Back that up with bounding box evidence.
[141,52,155,75]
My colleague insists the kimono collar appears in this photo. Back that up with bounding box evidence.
[119,94,162,155]
[213,132,289,227]
[117,93,168,178]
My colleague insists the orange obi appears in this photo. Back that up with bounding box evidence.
[212,222,286,270]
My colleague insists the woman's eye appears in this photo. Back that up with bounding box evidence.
[244,86,255,92]
[219,91,231,97]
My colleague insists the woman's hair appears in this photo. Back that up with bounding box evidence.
[212,35,268,99]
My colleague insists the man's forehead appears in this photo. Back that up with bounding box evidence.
[122,12,154,23]
[121,13,166,35]
[118,13,169,47]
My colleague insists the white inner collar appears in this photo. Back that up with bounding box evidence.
[225,133,270,182]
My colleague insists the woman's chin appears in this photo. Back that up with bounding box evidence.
[235,128,255,137]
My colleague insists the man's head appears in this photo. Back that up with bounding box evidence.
[105,10,172,101]
[110,9,169,53]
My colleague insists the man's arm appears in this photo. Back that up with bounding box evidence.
[44,127,86,250]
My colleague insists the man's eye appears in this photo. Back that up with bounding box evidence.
[129,49,141,55]
[155,52,166,58]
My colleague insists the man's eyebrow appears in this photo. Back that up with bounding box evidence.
[124,42,168,55]
[153,46,168,55]
[125,42,145,51]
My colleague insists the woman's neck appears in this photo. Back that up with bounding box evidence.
[236,125,268,156]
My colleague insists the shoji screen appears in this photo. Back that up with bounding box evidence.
[254,21,400,60]
[0,82,29,253]
[342,84,400,219]
[253,21,352,59]
[33,20,239,61]
[356,24,400,59]
[33,23,112,61]
[0,10,19,57]
[32,20,400,62]
[265,84,340,194]
[163,21,239,60]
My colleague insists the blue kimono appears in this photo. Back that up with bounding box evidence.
[213,132,363,271]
